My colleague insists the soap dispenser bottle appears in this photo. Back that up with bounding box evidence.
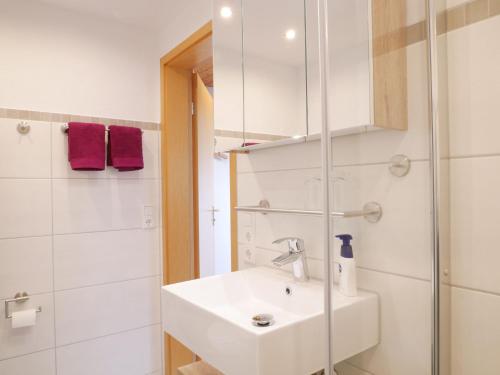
[335,234,357,297]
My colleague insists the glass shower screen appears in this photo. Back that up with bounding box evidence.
[317,0,437,374]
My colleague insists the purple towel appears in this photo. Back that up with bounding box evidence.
[68,122,106,171]
[107,125,144,171]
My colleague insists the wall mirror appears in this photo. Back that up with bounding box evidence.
[213,0,245,152]
[241,0,308,145]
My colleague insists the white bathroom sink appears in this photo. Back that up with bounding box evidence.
[162,267,378,375]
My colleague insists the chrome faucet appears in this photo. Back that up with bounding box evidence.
[271,237,310,282]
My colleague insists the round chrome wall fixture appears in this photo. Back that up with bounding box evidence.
[389,154,411,177]
[17,121,30,135]
[363,202,383,223]
[258,199,270,209]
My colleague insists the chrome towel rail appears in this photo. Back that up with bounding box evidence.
[235,201,382,223]
[61,124,144,134]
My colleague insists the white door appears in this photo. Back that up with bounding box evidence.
[195,74,216,277]
[195,74,232,277]
[214,155,231,274]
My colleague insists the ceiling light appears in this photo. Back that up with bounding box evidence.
[285,29,296,40]
[220,6,233,18]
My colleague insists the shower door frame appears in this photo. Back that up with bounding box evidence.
[316,0,443,373]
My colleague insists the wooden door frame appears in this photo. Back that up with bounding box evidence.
[160,21,238,375]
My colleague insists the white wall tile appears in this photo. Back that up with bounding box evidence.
[0,179,52,239]
[52,178,159,234]
[0,293,55,360]
[0,119,51,178]
[237,212,256,246]
[237,139,321,173]
[239,160,431,279]
[55,276,160,346]
[52,123,159,179]
[0,349,55,375]
[254,214,323,259]
[334,161,432,280]
[237,168,322,209]
[348,269,431,375]
[450,156,500,294]
[54,229,160,290]
[0,117,162,372]
[448,18,500,157]
[451,287,500,375]
[0,236,53,299]
[446,0,468,8]
[56,325,161,375]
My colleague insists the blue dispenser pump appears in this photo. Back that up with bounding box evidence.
[336,234,353,258]
[335,234,357,296]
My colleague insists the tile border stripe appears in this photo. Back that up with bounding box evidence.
[0,107,160,131]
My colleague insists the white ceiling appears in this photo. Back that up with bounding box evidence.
[34,0,196,30]
[33,0,307,66]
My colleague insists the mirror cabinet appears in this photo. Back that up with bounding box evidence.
[213,0,408,151]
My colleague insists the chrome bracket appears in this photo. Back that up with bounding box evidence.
[389,154,411,177]
[17,121,30,135]
[362,202,383,223]
[4,292,42,319]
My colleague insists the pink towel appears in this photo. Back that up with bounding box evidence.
[68,122,106,171]
[107,125,144,171]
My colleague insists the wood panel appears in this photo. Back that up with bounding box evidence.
[194,57,214,87]
[191,73,200,280]
[161,64,196,374]
[372,0,408,130]
[161,22,212,66]
[230,152,238,271]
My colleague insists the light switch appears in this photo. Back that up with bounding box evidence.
[243,246,256,265]
[143,206,154,229]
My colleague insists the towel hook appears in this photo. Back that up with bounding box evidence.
[17,121,30,135]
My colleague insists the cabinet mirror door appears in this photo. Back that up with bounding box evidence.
[241,0,308,145]
[213,0,245,152]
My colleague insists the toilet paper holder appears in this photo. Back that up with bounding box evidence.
[4,292,42,319]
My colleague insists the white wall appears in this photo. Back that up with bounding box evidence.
[157,0,212,58]
[0,117,162,375]
[0,0,160,123]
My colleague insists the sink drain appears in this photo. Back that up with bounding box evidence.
[252,314,274,327]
